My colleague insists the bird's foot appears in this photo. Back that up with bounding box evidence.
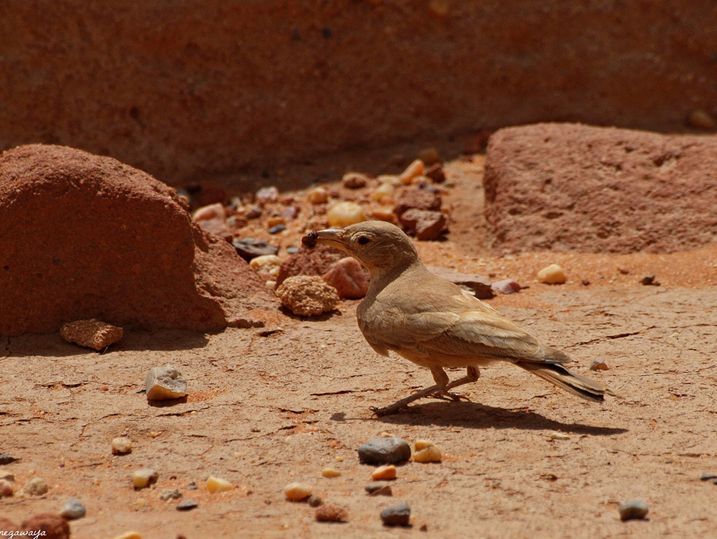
[430,390,471,403]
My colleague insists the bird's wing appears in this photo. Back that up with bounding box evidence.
[367,285,563,363]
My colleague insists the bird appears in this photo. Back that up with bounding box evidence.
[302,220,614,416]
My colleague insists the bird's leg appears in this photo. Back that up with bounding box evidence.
[431,366,480,402]
[370,367,449,416]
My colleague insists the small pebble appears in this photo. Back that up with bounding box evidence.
[308,495,324,507]
[321,467,341,478]
[269,224,286,234]
[60,497,86,520]
[537,264,567,285]
[266,216,286,228]
[132,468,158,490]
[640,275,660,286]
[0,479,14,497]
[113,533,142,539]
[307,187,329,205]
[358,437,411,465]
[491,279,522,295]
[371,465,397,481]
[160,489,182,501]
[369,207,397,223]
[284,482,312,502]
[249,254,282,277]
[22,477,48,496]
[581,279,591,286]
[327,201,366,227]
[232,238,278,261]
[0,454,18,465]
[145,366,187,401]
[365,483,393,496]
[255,186,279,204]
[111,437,132,455]
[413,445,442,463]
[245,206,262,219]
[619,499,649,521]
[315,503,349,523]
[186,481,198,490]
[60,319,124,351]
[206,476,233,493]
[399,159,425,185]
[414,439,434,450]
[176,499,199,511]
[342,172,369,189]
[590,360,609,371]
[370,182,395,202]
[381,501,411,527]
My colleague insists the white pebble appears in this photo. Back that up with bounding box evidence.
[112,437,132,455]
[327,202,366,227]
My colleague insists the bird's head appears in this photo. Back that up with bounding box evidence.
[302,220,419,275]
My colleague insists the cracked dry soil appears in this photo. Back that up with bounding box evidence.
[2,155,717,538]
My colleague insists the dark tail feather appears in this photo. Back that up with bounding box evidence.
[516,360,609,402]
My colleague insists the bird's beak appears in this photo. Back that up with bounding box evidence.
[301,228,348,250]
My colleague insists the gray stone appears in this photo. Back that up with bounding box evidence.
[145,366,187,401]
[60,498,86,520]
[358,437,411,465]
[619,499,649,521]
[380,501,411,527]
[232,238,278,261]
[160,489,182,501]
[176,499,199,511]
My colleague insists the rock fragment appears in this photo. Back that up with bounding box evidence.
[619,499,649,521]
[22,477,48,496]
[315,503,349,523]
[699,472,717,482]
[60,319,124,351]
[276,245,342,286]
[176,499,199,511]
[232,238,278,261]
[371,465,397,481]
[424,163,446,183]
[413,444,442,463]
[380,501,411,527]
[394,188,441,217]
[60,497,86,520]
[307,187,329,205]
[322,257,370,299]
[491,279,522,295]
[399,209,447,240]
[342,172,369,189]
[358,437,411,465]
[640,275,660,286]
[145,366,187,401]
[590,360,609,371]
[537,264,567,284]
[0,479,14,497]
[371,182,395,203]
[192,202,229,238]
[160,489,182,500]
[284,482,312,502]
[276,276,339,317]
[131,468,158,490]
[111,437,133,455]
[206,476,233,493]
[0,454,18,465]
[365,483,393,496]
[308,495,324,507]
[399,159,425,185]
[249,254,282,277]
[255,186,279,205]
[327,202,366,227]
[321,467,341,478]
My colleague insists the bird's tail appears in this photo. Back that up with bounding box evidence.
[516,360,610,402]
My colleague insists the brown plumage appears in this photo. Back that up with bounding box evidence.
[303,221,612,415]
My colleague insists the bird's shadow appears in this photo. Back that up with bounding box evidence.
[373,401,627,436]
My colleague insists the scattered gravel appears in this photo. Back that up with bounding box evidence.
[358,437,411,465]
[381,501,411,527]
[619,499,649,521]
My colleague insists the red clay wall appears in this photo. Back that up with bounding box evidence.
[1,1,715,186]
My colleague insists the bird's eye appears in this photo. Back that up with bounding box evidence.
[357,236,370,245]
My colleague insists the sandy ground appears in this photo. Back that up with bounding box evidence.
[2,151,716,538]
